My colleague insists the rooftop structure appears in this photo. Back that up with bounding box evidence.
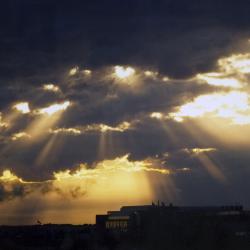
[96,203,244,232]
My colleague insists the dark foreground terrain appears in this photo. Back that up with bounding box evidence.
[0,222,249,250]
[1,205,250,250]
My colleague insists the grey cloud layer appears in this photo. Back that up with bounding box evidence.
[1,0,250,84]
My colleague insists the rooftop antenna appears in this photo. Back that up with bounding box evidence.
[37,220,42,225]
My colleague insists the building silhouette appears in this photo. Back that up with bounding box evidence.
[96,202,245,233]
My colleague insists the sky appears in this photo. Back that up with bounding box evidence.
[1,0,250,224]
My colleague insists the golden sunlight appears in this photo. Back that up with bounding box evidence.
[52,155,169,206]
[50,127,82,135]
[0,156,172,224]
[13,102,30,114]
[54,155,169,180]
[195,53,250,89]
[144,70,158,78]
[162,76,169,82]
[25,101,71,139]
[196,153,226,183]
[218,53,250,73]
[196,73,242,88]
[11,132,31,141]
[190,148,217,154]
[114,66,135,79]
[150,112,164,119]
[0,170,26,183]
[181,148,225,182]
[82,69,92,76]
[43,84,60,92]
[170,91,250,124]
[38,101,71,116]
[0,114,8,128]
[69,66,79,76]
[98,122,131,133]
[49,121,132,135]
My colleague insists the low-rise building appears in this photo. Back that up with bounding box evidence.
[96,202,245,234]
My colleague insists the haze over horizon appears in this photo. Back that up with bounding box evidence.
[1,0,250,224]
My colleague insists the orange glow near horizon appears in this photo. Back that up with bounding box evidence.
[0,156,171,224]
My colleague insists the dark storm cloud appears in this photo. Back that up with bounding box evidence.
[1,0,250,86]
[0,175,50,202]
[0,181,30,202]
[0,176,88,203]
